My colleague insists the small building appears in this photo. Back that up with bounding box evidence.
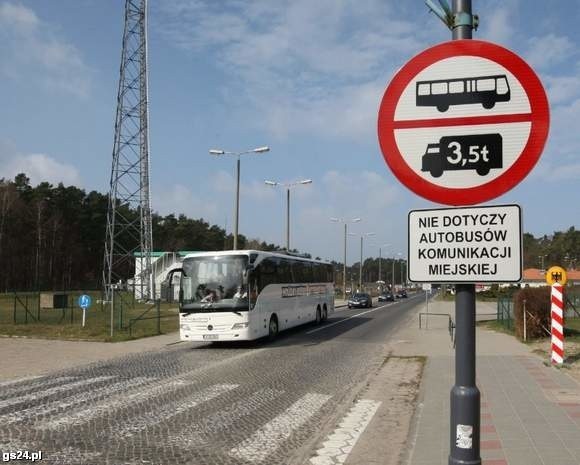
[133,251,198,300]
[521,268,580,288]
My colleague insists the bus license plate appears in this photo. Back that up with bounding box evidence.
[203,334,219,340]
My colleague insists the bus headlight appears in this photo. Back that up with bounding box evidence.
[180,324,190,331]
[231,322,249,329]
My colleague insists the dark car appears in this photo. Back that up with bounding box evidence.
[378,292,395,302]
[396,289,408,298]
[347,293,372,308]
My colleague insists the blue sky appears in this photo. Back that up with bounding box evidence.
[1,0,579,265]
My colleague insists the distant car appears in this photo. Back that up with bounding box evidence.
[378,292,395,302]
[396,289,408,298]
[348,293,372,308]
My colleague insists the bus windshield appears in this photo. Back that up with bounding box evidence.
[180,255,249,312]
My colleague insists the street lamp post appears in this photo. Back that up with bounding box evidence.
[210,146,270,250]
[265,179,312,251]
[349,231,375,292]
[371,243,391,289]
[391,254,395,292]
[330,217,361,299]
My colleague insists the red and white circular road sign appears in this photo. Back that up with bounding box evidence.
[377,40,549,206]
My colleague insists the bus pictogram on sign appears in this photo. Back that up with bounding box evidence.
[416,74,511,112]
[377,40,549,206]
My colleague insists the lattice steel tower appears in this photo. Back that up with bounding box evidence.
[103,0,153,301]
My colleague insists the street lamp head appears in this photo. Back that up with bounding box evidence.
[299,179,313,185]
[264,180,277,186]
[366,232,376,237]
[352,218,361,223]
[330,217,340,222]
[253,146,270,153]
[209,149,225,155]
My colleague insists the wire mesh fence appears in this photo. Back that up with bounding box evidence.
[0,290,178,341]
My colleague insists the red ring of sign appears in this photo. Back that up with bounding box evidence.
[377,40,549,206]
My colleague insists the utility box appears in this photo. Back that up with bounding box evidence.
[40,292,68,309]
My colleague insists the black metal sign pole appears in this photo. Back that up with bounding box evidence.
[449,1,481,464]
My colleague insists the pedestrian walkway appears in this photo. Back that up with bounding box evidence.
[386,298,580,465]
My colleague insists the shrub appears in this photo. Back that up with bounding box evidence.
[513,287,551,340]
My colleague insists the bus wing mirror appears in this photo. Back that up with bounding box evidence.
[243,265,253,283]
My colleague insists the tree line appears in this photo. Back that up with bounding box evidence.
[0,174,286,292]
[0,174,578,292]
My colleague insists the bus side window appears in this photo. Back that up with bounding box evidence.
[449,80,464,94]
[417,83,430,96]
[476,78,495,92]
[432,82,447,95]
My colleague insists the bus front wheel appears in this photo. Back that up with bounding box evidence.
[268,315,279,341]
[322,305,328,321]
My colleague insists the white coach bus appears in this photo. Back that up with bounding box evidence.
[178,250,334,342]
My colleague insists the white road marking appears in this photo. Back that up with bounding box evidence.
[229,393,331,463]
[306,305,390,335]
[0,376,42,388]
[0,376,75,397]
[37,379,190,429]
[116,384,239,437]
[168,388,284,448]
[0,376,113,409]
[309,399,381,465]
[36,348,265,430]
[5,377,151,425]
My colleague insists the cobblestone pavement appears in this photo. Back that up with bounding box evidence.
[0,295,424,465]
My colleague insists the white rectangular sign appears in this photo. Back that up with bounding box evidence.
[408,204,522,283]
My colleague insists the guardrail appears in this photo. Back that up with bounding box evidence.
[419,312,455,346]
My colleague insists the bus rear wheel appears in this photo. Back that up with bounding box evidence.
[268,315,279,341]
[315,307,322,325]
[476,166,490,176]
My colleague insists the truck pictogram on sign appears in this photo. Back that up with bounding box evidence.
[416,74,511,112]
[421,133,502,178]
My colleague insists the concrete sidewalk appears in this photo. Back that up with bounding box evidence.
[387,298,580,465]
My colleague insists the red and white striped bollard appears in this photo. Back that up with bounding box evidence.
[550,283,564,365]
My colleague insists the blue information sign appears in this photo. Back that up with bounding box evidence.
[78,294,92,309]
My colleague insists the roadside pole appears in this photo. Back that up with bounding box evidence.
[377,0,547,462]
[425,288,429,329]
[110,284,115,338]
[449,3,480,464]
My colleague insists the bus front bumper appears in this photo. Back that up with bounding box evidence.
[180,326,252,342]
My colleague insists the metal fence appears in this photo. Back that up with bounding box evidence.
[496,296,514,331]
[1,290,178,339]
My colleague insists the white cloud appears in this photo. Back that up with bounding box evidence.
[524,33,576,70]
[152,183,219,221]
[154,0,426,140]
[0,140,82,186]
[482,7,514,45]
[544,75,580,106]
[0,2,91,98]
